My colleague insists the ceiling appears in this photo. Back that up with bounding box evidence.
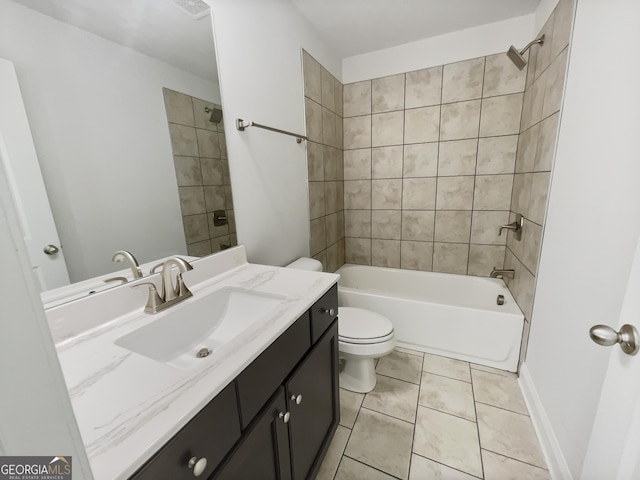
[10,0,541,82]
[11,0,218,82]
[291,0,541,58]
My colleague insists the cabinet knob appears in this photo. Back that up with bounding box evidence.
[279,411,291,423]
[188,456,207,477]
[322,307,335,316]
[291,394,303,405]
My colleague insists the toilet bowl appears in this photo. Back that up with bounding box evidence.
[285,258,396,393]
[338,306,395,393]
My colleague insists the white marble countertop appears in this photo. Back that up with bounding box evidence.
[46,247,338,480]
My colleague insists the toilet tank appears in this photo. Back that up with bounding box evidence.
[285,257,323,272]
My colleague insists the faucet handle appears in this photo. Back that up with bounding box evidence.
[498,213,524,241]
[103,276,128,285]
[131,282,164,313]
[176,274,193,300]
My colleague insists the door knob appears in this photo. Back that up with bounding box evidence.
[589,324,639,355]
[43,244,59,255]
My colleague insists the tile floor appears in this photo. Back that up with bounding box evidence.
[317,347,549,480]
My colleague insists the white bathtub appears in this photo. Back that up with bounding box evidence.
[336,264,524,372]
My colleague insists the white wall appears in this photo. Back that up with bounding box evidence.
[208,0,341,266]
[0,157,93,477]
[0,0,219,283]
[342,14,535,84]
[535,0,560,32]
[525,0,640,476]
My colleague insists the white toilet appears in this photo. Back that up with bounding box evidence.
[286,258,396,393]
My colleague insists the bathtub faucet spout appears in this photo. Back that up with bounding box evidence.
[490,268,515,279]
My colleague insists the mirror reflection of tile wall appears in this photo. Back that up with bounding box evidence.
[163,88,237,256]
[302,51,346,273]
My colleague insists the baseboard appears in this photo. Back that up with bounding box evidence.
[518,364,574,480]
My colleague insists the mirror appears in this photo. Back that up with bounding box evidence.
[0,0,237,298]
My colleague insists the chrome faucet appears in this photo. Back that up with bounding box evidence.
[133,257,194,313]
[490,268,515,279]
[112,250,143,279]
[161,257,194,302]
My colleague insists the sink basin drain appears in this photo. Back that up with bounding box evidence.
[196,348,212,358]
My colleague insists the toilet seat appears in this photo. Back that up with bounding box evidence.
[338,307,394,345]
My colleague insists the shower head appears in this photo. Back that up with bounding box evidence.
[506,34,545,70]
[205,106,223,123]
[507,45,528,70]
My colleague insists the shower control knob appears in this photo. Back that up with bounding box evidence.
[589,324,639,355]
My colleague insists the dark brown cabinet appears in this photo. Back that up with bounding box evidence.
[130,382,241,480]
[213,388,292,480]
[287,321,339,480]
[130,284,339,480]
[214,320,339,480]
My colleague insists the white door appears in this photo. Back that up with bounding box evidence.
[0,58,70,290]
[581,232,640,479]
[576,0,640,474]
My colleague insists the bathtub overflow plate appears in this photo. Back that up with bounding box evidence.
[496,295,505,305]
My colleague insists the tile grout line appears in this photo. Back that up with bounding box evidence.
[418,402,478,426]
[469,361,486,479]
[474,400,531,418]
[369,79,373,266]
[399,73,407,269]
[422,368,472,384]
[341,454,404,480]
[431,65,444,271]
[408,353,425,477]
[411,451,484,480]
[359,405,416,427]
[376,371,421,386]
[330,421,355,480]
[481,446,550,472]
[467,57,487,275]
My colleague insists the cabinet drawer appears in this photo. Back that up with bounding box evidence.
[236,313,311,429]
[130,382,241,480]
[310,284,338,343]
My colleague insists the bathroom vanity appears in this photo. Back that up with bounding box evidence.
[45,247,339,480]
[131,286,339,480]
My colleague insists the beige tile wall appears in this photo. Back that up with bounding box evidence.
[342,54,526,275]
[302,51,346,272]
[163,88,237,256]
[505,0,574,364]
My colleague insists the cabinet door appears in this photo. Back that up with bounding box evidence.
[129,383,240,480]
[236,312,311,428]
[286,320,339,480]
[213,387,292,480]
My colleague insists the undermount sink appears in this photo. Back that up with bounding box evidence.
[115,288,285,369]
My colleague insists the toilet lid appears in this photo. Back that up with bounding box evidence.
[339,307,394,342]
